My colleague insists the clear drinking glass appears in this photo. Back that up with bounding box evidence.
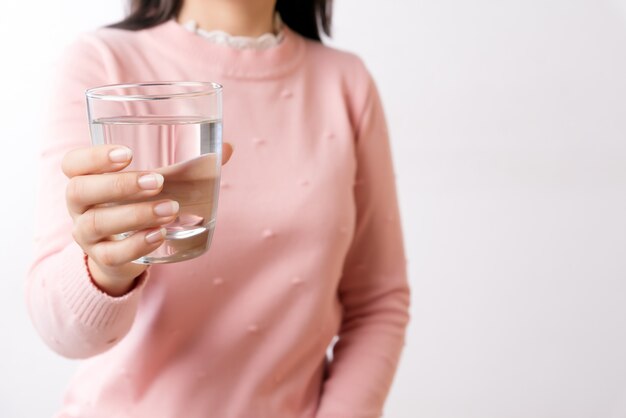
[85,82,222,264]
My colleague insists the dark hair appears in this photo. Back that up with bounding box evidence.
[109,0,332,42]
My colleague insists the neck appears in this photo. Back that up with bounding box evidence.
[177,0,277,37]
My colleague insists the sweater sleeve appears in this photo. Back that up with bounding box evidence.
[316,64,411,418]
[25,34,148,359]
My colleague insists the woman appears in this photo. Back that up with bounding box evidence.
[27,0,410,416]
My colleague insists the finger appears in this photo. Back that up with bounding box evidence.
[67,171,164,215]
[89,227,167,268]
[74,200,180,244]
[62,145,133,178]
[222,142,233,165]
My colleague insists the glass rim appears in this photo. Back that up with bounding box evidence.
[85,81,222,101]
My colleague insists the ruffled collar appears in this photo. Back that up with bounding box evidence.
[181,14,284,50]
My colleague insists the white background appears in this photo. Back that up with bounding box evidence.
[1,1,626,417]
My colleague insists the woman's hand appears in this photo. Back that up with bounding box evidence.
[62,143,233,297]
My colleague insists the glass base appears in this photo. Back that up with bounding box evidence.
[131,221,215,264]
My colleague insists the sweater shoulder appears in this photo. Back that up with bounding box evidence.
[78,25,145,46]
[303,40,372,85]
[59,26,163,85]
[66,26,152,63]
[302,39,377,131]
[58,26,141,70]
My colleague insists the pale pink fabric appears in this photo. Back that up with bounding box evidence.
[26,20,410,418]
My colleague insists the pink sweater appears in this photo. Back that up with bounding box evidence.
[27,20,410,418]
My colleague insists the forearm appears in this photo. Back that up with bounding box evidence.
[316,283,410,418]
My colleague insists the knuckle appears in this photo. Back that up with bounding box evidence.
[112,174,134,197]
[71,223,82,244]
[74,212,98,242]
[75,212,87,231]
[133,204,152,226]
[93,245,119,268]
[88,209,105,237]
[66,178,82,205]
[61,154,71,177]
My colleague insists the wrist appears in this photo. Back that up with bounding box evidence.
[85,255,144,297]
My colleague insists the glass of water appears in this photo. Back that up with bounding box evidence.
[86,82,222,264]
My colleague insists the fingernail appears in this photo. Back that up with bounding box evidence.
[154,201,179,217]
[145,227,166,244]
[109,147,132,163]
[138,173,164,190]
